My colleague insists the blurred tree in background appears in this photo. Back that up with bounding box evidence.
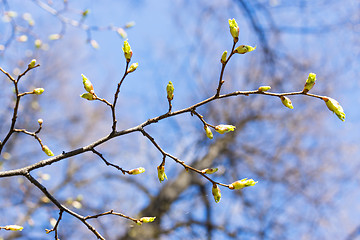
[0,1,358,240]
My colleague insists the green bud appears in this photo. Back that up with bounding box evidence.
[37,118,43,125]
[80,93,95,101]
[166,81,174,101]
[234,45,256,54]
[258,86,271,92]
[201,168,218,174]
[49,34,61,40]
[139,216,156,223]
[33,88,44,95]
[221,51,227,64]
[323,97,345,121]
[122,40,133,62]
[157,165,167,183]
[90,39,99,49]
[81,74,94,94]
[229,178,258,190]
[303,72,316,93]
[28,59,36,68]
[42,145,54,156]
[281,96,293,109]
[215,124,236,134]
[212,184,221,203]
[228,18,239,42]
[127,62,138,73]
[204,126,213,139]
[125,21,136,28]
[128,167,145,175]
[4,225,23,231]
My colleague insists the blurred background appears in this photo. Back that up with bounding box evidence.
[0,0,359,239]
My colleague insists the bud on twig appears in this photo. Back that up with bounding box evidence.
[139,217,156,223]
[280,96,294,109]
[81,74,94,94]
[37,119,43,125]
[166,81,174,101]
[204,125,213,139]
[228,19,239,43]
[215,124,236,134]
[303,72,316,93]
[201,168,218,174]
[127,62,138,73]
[4,225,23,231]
[323,97,345,121]
[28,59,36,68]
[157,165,167,183]
[233,45,256,54]
[229,178,258,190]
[33,88,44,95]
[122,40,132,62]
[80,93,95,101]
[128,167,145,175]
[221,51,227,64]
[212,184,221,203]
[42,145,54,156]
[258,86,271,92]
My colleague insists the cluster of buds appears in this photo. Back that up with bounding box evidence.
[128,167,145,175]
[229,178,258,190]
[42,145,54,156]
[122,40,133,62]
[215,124,236,134]
[258,86,271,92]
[280,96,294,109]
[166,81,174,101]
[157,165,167,182]
[228,19,239,43]
[233,45,256,54]
[136,216,156,225]
[212,184,221,203]
[323,97,345,121]
[201,168,218,174]
[204,125,213,139]
[33,88,44,95]
[303,72,316,93]
[127,62,138,73]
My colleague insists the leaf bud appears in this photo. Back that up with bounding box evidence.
[42,145,54,156]
[128,167,145,175]
[280,96,293,109]
[212,184,221,203]
[322,96,345,121]
[127,62,138,73]
[258,86,271,92]
[303,72,316,93]
[157,165,167,183]
[221,51,227,64]
[166,81,174,101]
[234,45,256,54]
[228,18,239,43]
[33,88,44,95]
[229,178,258,190]
[37,118,43,125]
[122,40,133,62]
[28,59,36,68]
[4,225,23,231]
[139,216,156,223]
[204,125,213,139]
[214,124,236,134]
[201,168,218,174]
[81,74,94,94]
[80,93,95,101]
